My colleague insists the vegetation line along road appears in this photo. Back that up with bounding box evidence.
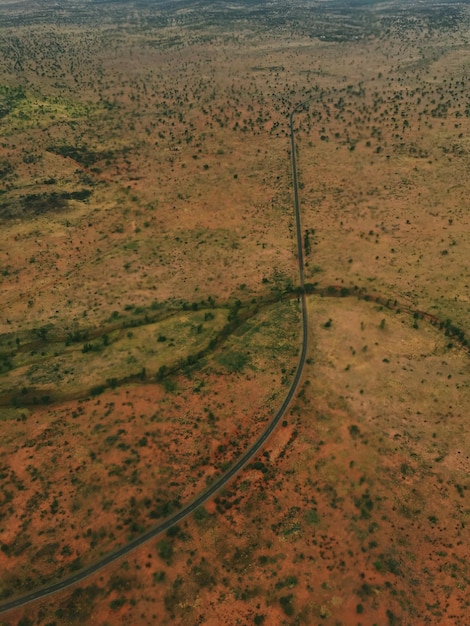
[0,101,310,614]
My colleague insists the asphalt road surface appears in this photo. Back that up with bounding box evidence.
[0,100,311,614]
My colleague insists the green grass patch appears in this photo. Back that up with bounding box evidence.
[0,308,229,404]
[216,350,249,373]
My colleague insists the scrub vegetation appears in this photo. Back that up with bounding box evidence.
[0,0,469,624]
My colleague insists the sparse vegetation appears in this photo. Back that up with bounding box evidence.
[0,0,469,625]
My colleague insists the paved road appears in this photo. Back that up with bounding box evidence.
[0,100,311,614]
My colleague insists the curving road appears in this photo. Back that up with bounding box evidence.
[0,100,311,614]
